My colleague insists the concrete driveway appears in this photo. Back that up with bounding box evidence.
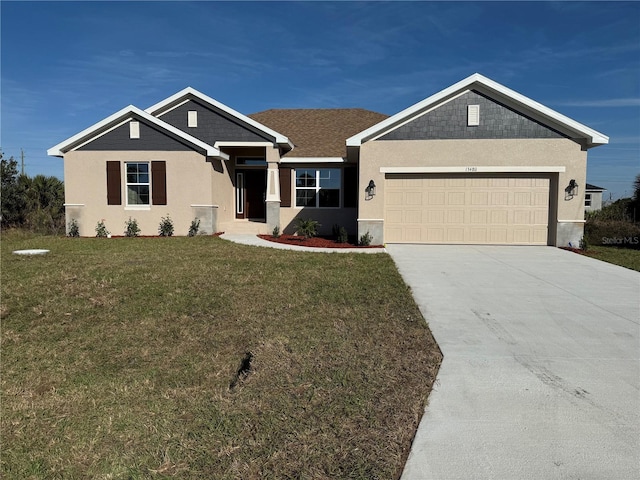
[386,245,639,480]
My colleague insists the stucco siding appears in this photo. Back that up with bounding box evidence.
[158,99,274,146]
[379,90,567,141]
[359,138,587,245]
[64,150,233,236]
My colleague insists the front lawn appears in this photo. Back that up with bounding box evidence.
[1,232,441,479]
[582,245,640,272]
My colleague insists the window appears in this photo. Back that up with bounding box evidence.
[188,110,198,127]
[236,157,266,166]
[585,193,592,208]
[295,168,341,208]
[126,162,150,205]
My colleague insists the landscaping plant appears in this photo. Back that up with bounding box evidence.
[359,231,373,246]
[67,218,80,238]
[95,219,109,238]
[188,218,200,237]
[158,215,174,237]
[295,217,319,239]
[124,217,140,237]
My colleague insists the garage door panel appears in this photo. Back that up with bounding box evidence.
[448,192,465,205]
[469,228,488,243]
[406,192,423,205]
[471,191,489,205]
[491,192,509,205]
[405,209,422,224]
[384,174,550,245]
[428,210,445,223]
[446,228,465,242]
[428,192,446,205]
[447,210,464,223]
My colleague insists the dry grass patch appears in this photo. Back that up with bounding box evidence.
[1,232,441,479]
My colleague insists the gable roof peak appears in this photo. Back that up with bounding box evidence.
[47,104,225,158]
[145,87,292,149]
[347,73,609,149]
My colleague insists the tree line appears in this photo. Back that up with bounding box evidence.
[1,151,65,234]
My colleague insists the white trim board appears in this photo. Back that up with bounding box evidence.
[380,166,566,174]
[280,157,345,164]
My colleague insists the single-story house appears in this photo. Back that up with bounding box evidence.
[585,183,607,212]
[48,73,608,245]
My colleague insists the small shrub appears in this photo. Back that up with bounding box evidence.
[68,218,80,238]
[579,236,588,251]
[95,219,109,238]
[124,217,140,237]
[332,224,340,239]
[295,218,319,239]
[337,227,348,244]
[272,225,281,238]
[188,218,200,237]
[158,215,174,237]
[359,231,373,247]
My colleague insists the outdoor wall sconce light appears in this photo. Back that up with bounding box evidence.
[365,180,376,198]
[565,179,578,199]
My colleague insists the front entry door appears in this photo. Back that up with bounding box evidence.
[236,170,266,219]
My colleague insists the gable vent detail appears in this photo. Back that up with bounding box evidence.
[188,110,198,128]
[467,105,480,126]
[129,121,140,139]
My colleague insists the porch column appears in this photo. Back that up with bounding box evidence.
[265,146,281,232]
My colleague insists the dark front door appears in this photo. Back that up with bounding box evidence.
[237,169,266,219]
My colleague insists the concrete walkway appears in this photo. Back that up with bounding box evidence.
[219,233,386,253]
[387,245,640,480]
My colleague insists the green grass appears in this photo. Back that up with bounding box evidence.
[1,231,441,479]
[582,245,640,271]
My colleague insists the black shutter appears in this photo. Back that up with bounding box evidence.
[343,166,357,208]
[279,166,291,207]
[151,161,167,205]
[106,161,121,205]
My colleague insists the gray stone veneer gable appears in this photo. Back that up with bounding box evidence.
[78,120,195,151]
[378,90,568,141]
[158,99,275,146]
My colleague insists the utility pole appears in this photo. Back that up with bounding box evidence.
[20,149,25,176]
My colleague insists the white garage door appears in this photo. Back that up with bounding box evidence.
[384,175,550,244]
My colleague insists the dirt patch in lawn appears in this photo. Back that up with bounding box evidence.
[259,234,382,249]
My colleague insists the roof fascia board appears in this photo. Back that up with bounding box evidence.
[145,87,293,149]
[280,157,346,164]
[347,73,609,147]
[47,105,225,158]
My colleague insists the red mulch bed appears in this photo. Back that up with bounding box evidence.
[258,234,382,249]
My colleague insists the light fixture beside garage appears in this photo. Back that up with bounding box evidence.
[365,179,376,199]
[566,179,579,199]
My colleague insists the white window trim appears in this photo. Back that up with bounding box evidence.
[294,168,342,209]
[125,161,151,207]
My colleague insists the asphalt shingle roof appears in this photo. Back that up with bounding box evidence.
[248,108,389,158]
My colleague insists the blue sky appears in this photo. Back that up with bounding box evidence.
[2,1,639,199]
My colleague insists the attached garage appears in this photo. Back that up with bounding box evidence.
[384,174,552,245]
[350,74,609,247]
